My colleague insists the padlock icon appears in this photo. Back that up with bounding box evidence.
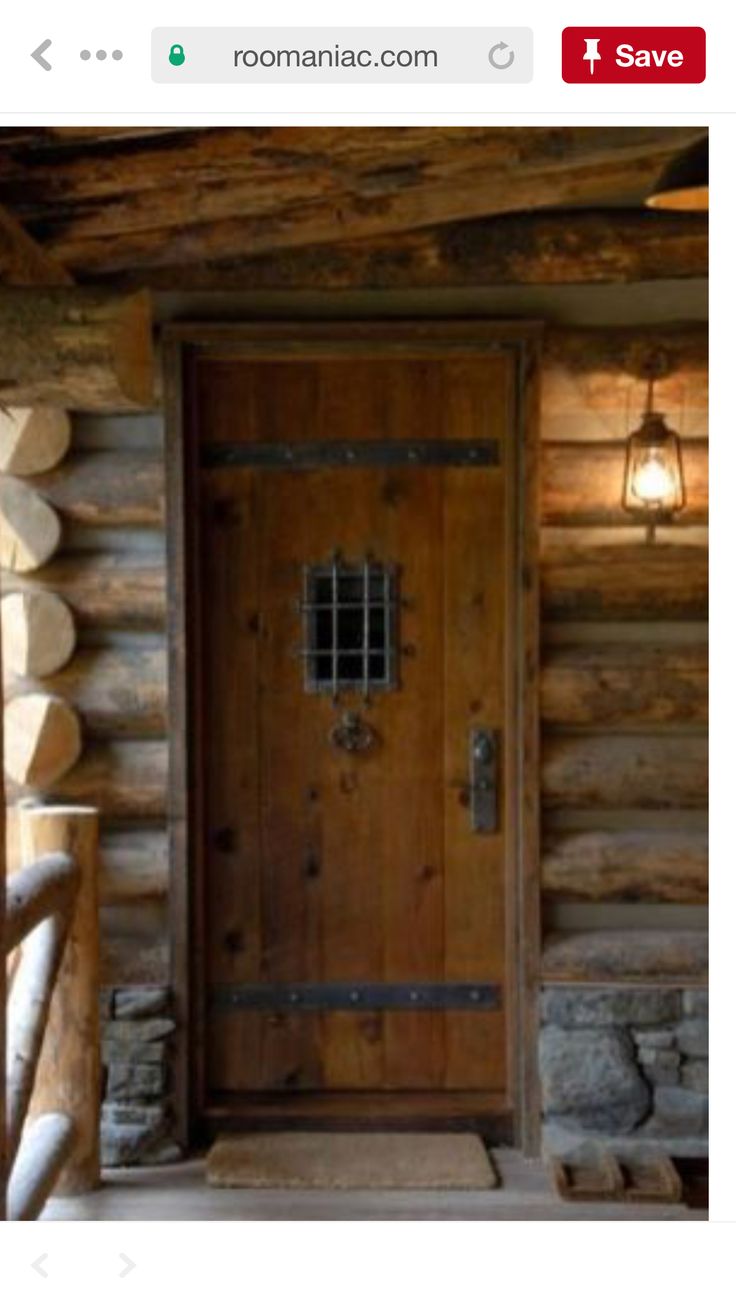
[169,43,185,67]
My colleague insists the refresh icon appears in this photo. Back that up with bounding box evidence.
[488,41,515,70]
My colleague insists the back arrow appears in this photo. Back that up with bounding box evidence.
[31,1254,49,1279]
[31,39,53,71]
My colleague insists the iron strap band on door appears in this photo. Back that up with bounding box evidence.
[208,982,501,1012]
[201,440,500,469]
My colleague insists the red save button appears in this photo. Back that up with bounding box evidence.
[562,27,706,83]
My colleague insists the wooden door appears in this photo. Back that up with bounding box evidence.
[188,334,521,1133]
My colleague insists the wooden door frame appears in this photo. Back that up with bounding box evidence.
[163,320,542,1154]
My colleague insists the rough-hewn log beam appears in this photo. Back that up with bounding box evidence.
[0,203,71,286]
[0,407,71,474]
[101,935,169,986]
[4,693,82,788]
[31,450,164,527]
[542,829,708,904]
[8,644,167,738]
[0,477,61,573]
[541,543,708,621]
[542,929,708,984]
[99,826,169,904]
[541,324,708,442]
[3,126,701,273]
[0,289,154,409]
[122,209,708,290]
[3,554,166,630]
[542,440,708,526]
[7,740,168,818]
[1,591,77,677]
[542,734,708,810]
[541,642,708,726]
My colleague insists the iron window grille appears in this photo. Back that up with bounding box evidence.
[300,553,399,698]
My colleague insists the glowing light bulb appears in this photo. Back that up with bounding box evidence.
[631,449,675,505]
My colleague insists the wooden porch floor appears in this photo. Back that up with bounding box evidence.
[41,1150,705,1221]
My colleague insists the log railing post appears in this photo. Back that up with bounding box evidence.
[21,805,101,1194]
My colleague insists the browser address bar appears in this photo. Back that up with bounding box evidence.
[151,27,533,83]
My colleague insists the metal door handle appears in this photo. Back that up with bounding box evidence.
[469,727,499,833]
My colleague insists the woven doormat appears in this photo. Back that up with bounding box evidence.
[207,1132,498,1190]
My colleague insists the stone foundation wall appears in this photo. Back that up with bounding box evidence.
[99,985,181,1167]
[540,985,708,1162]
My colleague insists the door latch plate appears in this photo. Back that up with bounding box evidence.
[469,727,499,834]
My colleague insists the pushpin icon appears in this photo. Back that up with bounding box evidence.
[169,43,185,66]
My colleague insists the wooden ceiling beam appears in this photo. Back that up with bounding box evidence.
[127,209,707,290]
[0,204,72,286]
[0,126,702,276]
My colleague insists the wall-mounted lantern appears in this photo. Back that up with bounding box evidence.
[622,371,685,544]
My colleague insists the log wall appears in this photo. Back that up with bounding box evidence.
[3,412,169,986]
[539,324,708,983]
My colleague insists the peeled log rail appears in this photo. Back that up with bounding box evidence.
[5,852,79,1166]
[4,693,82,788]
[542,735,708,810]
[542,828,708,904]
[542,928,708,984]
[134,209,709,290]
[2,553,166,629]
[542,440,708,526]
[7,1113,76,1221]
[9,644,167,738]
[2,591,77,678]
[0,478,61,573]
[7,740,169,818]
[23,806,101,1195]
[541,643,708,727]
[31,450,165,527]
[0,407,71,475]
[0,289,154,410]
[541,544,708,621]
[99,826,169,903]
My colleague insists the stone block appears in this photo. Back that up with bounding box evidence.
[637,1048,680,1069]
[676,1020,708,1057]
[102,1102,169,1130]
[102,1120,166,1168]
[683,989,708,1018]
[633,1030,675,1049]
[543,1120,709,1164]
[138,1139,184,1166]
[641,1065,680,1087]
[681,1059,709,1093]
[103,1040,167,1067]
[647,1086,708,1137]
[540,987,680,1029]
[113,986,171,1020]
[539,1027,651,1133]
[103,1018,175,1045]
[106,1061,166,1102]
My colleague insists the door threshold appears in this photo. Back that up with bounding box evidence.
[200,1091,513,1142]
